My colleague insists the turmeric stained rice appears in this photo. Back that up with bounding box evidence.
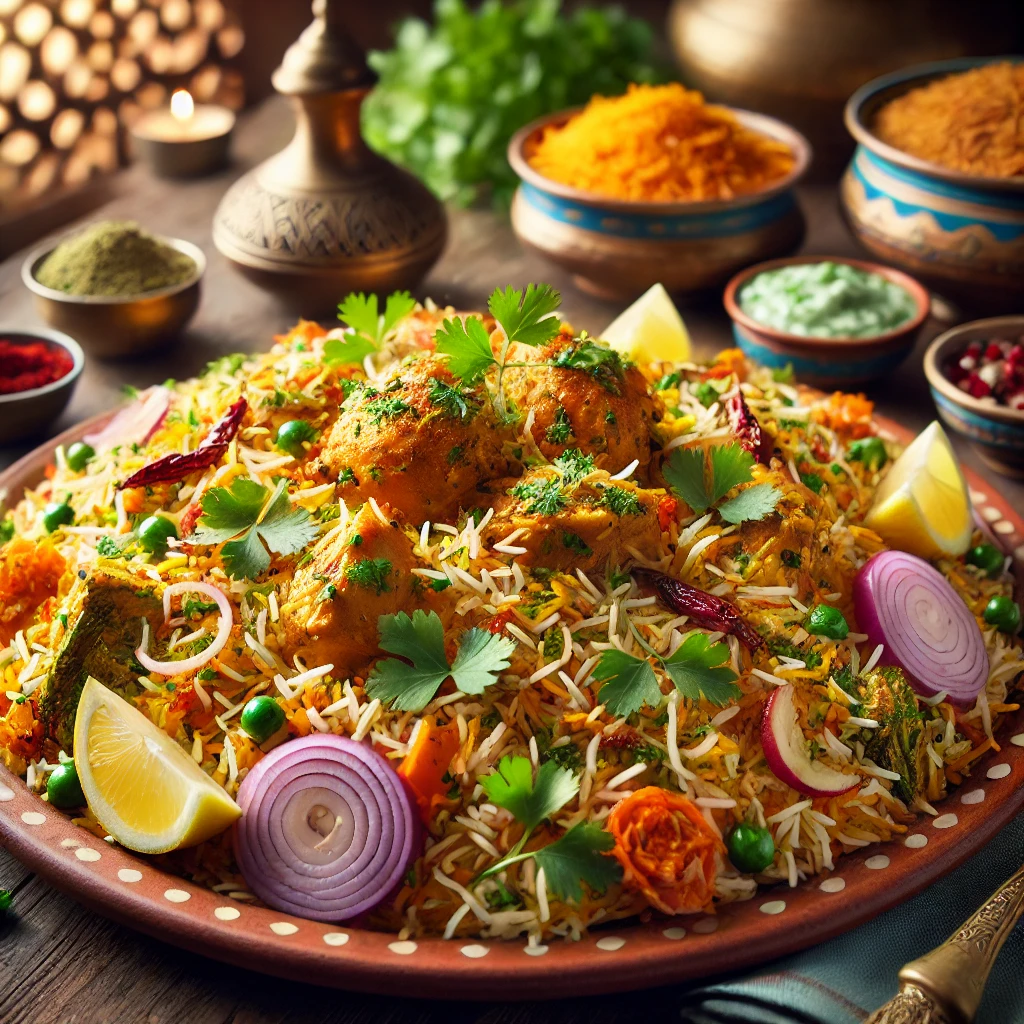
[526,83,796,202]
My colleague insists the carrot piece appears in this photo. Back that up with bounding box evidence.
[398,717,461,822]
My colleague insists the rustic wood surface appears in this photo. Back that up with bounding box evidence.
[1,96,1022,1023]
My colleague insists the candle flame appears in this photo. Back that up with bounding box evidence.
[170,89,194,122]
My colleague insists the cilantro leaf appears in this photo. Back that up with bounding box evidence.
[545,406,573,444]
[552,448,595,484]
[592,648,663,717]
[345,557,394,596]
[366,610,512,712]
[488,283,561,347]
[192,478,318,580]
[716,482,783,525]
[434,316,496,384]
[509,477,567,516]
[324,332,378,366]
[708,443,755,503]
[661,631,741,706]
[601,486,645,517]
[533,822,621,903]
[427,377,476,420]
[338,292,380,339]
[382,290,417,335]
[479,755,579,834]
[662,447,710,513]
[551,340,624,394]
[449,627,516,694]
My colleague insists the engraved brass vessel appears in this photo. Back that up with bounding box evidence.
[212,0,447,314]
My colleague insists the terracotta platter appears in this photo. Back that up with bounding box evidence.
[2,413,1023,999]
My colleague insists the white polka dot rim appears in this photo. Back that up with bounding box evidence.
[323,932,350,947]
[961,789,985,805]
[819,878,845,893]
[388,941,417,955]
[214,907,241,921]
[461,944,489,959]
[904,834,928,849]
[663,927,687,940]
[865,855,889,870]
[692,917,719,934]
[596,936,627,951]
[524,945,549,956]
[1012,734,1024,747]
[117,868,143,882]
[760,901,786,915]
[987,763,1012,780]
[994,520,1015,535]
[163,889,190,903]
[74,847,101,862]
[270,922,299,936]
[933,814,958,829]
[20,811,45,825]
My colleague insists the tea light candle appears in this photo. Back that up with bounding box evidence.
[131,90,235,178]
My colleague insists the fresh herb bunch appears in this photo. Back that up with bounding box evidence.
[361,0,666,206]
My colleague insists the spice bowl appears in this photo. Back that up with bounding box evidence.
[924,316,1024,478]
[507,108,811,301]
[841,57,1024,314]
[0,329,84,444]
[22,236,205,359]
[723,255,930,387]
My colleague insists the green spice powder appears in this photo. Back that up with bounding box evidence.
[35,221,197,297]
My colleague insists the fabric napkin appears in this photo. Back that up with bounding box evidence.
[678,813,1024,1023]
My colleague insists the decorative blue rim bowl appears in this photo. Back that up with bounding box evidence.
[722,255,931,388]
[841,56,1024,313]
[507,106,812,301]
[924,315,1024,479]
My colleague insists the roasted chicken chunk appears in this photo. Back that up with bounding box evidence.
[319,355,511,525]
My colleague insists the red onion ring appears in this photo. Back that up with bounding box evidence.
[234,735,419,921]
[853,551,988,703]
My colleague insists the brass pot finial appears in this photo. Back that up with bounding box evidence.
[212,0,447,313]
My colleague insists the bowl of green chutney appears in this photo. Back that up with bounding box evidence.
[723,256,930,386]
[22,221,205,359]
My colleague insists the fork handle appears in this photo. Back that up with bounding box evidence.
[897,863,1024,1023]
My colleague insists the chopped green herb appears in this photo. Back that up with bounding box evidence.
[545,406,573,444]
[510,477,567,517]
[601,486,645,517]
[345,557,394,596]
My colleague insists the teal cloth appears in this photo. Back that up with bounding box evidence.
[679,813,1024,1023]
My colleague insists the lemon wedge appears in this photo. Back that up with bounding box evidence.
[74,677,240,853]
[863,421,972,560]
[601,283,691,365]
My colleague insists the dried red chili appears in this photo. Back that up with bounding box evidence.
[634,567,764,651]
[118,398,247,490]
[0,340,74,395]
[725,390,773,465]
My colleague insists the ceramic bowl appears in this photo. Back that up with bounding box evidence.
[22,236,205,359]
[924,316,1024,478]
[841,57,1024,314]
[507,108,811,301]
[722,255,930,387]
[0,328,84,444]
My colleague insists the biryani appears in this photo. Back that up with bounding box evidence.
[1,284,1021,946]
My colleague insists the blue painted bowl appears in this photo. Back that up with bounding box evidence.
[842,57,1024,313]
[722,255,930,388]
[507,107,811,301]
[924,316,1024,478]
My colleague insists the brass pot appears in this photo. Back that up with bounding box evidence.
[212,0,446,315]
[668,0,1023,177]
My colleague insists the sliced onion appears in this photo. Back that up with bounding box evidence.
[234,735,419,921]
[135,581,232,677]
[854,551,988,703]
[84,386,170,451]
[761,684,859,797]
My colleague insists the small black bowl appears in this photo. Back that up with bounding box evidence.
[0,329,84,444]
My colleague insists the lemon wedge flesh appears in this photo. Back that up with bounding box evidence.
[864,421,972,560]
[74,677,240,853]
[601,283,691,365]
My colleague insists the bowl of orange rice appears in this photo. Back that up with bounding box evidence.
[507,84,812,301]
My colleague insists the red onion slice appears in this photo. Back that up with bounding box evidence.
[853,551,988,703]
[234,735,419,921]
[83,386,170,451]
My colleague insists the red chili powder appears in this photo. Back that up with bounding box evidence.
[0,339,74,395]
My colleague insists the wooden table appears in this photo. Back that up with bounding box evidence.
[2,98,1021,1023]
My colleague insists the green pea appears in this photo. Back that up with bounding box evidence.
[806,604,849,640]
[848,437,888,472]
[138,515,178,554]
[727,822,775,873]
[966,544,1004,578]
[0,889,11,914]
[984,596,1021,635]
[240,695,286,744]
[47,761,86,809]
[42,501,74,533]
[66,442,95,473]
[275,419,316,456]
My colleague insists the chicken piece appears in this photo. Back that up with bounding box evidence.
[0,538,67,647]
[480,463,664,573]
[39,566,163,752]
[319,355,511,525]
[501,333,656,479]
[281,502,449,676]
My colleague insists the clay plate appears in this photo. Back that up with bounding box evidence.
[2,413,1024,999]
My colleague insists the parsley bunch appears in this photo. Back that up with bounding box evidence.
[592,630,741,717]
[663,442,782,525]
[476,755,621,902]
[324,290,417,366]
[192,478,319,580]
[365,609,516,712]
